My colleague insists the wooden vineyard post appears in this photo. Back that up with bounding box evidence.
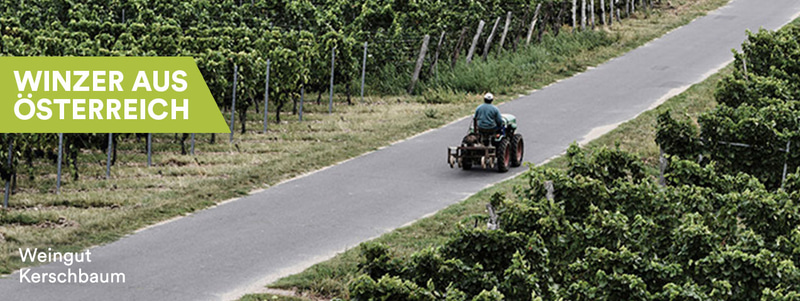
[581,0,586,31]
[229,64,238,142]
[466,20,485,64]
[497,12,513,55]
[486,203,499,230]
[328,47,335,114]
[742,53,749,82]
[263,59,270,133]
[360,42,368,102]
[106,133,113,180]
[609,0,614,25]
[57,133,62,194]
[147,133,152,167]
[3,135,12,208]
[408,34,430,94]
[482,17,501,60]
[451,27,468,67]
[572,0,577,32]
[430,31,446,76]
[601,0,606,25]
[299,86,305,122]
[526,4,542,45]
[627,0,631,16]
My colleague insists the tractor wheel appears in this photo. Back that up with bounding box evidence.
[496,137,511,173]
[510,133,524,167]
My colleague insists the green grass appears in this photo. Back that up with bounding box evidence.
[0,0,726,284]
[245,2,733,300]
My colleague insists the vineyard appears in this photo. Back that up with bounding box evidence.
[339,25,800,301]
[0,0,726,289]
[0,0,666,195]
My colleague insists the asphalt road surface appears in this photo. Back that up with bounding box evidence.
[3,1,800,300]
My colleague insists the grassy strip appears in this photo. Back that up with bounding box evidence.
[252,9,732,301]
[0,0,725,276]
[240,293,309,301]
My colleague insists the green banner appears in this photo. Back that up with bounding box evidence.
[0,57,229,133]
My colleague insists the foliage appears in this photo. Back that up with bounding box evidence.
[656,25,800,189]
[349,143,800,300]
[655,110,702,160]
[0,0,650,186]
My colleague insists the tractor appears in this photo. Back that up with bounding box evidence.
[447,114,524,172]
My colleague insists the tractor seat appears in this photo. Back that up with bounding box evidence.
[476,128,498,146]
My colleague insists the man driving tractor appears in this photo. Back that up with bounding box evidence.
[447,92,524,172]
[474,93,503,134]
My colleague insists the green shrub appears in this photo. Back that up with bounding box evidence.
[349,144,800,300]
[657,26,800,189]
[357,242,403,279]
[349,274,435,301]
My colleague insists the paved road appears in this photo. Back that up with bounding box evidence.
[3,1,800,300]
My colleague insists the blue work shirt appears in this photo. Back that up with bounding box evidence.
[474,103,503,130]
